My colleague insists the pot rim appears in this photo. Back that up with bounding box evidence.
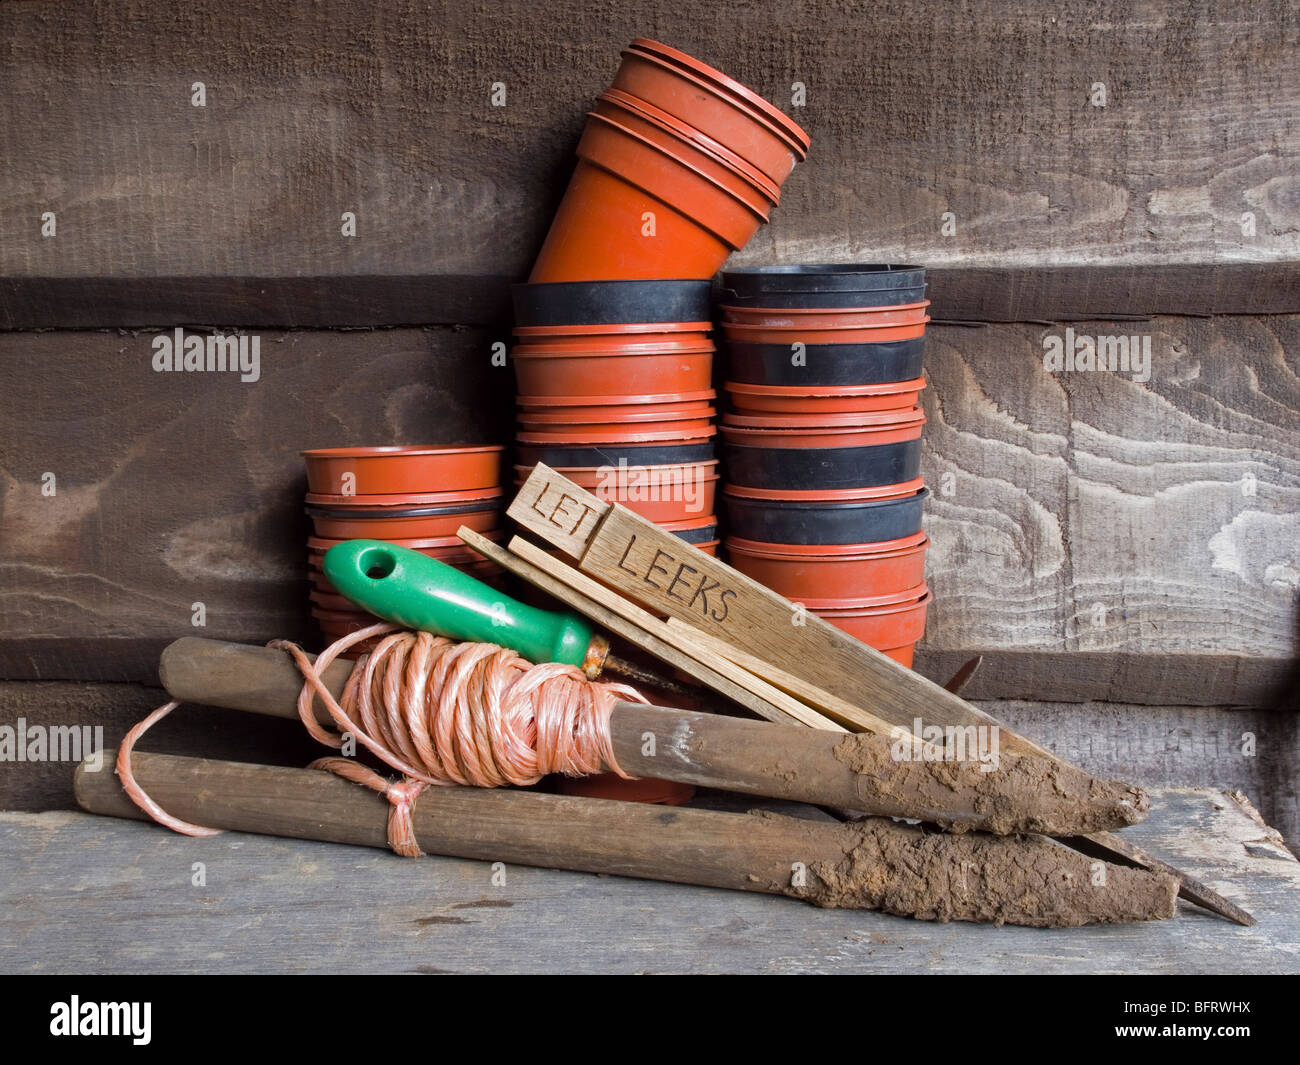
[583,111,771,226]
[513,320,711,337]
[723,487,930,512]
[626,39,811,154]
[518,389,717,407]
[725,377,926,398]
[722,299,931,317]
[722,263,925,291]
[513,459,719,476]
[304,486,504,508]
[803,587,933,615]
[300,444,505,459]
[723,407,926,430]
[512,341,716,358]
[516,425,718,445]
[659,515,719,532]
[597,87,781,200]
[725,531,930,558]
[722,477,925,503]
[306,498,504,519]
[518,406,716,426]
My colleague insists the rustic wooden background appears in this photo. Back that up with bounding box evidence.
[1,1,1296,846]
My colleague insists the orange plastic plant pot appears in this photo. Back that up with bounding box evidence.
[529,159,733,283]
[720,407,926,449]
[515,424,717,446]
[721,319,929,345]
[720,301,931,329]
[300,446,504,496]
[512,460,719,485]
[590,97,777,216]
[628,40,810,155]
[722,478,925,503]
[596,87,780,201]
[577,113,767,246]
[517,400,715,423]
[307,507,502,540]
[809,587,931,652]
[512,348,714,398]
[304,486,504,509]
[725,378,926,414]
[612,42,807,185]
[724,533,929,599]
[512,331,713,354]
[516,390,716,416]
[517,407,716,436]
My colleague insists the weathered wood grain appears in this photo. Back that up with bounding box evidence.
[0,318,1294,702]
[2,0,1298,327]
[919,315,1300,677]
[1,787,1293,973]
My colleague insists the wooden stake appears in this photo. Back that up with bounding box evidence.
[74,749,1179,927]
[157,637,1145,835]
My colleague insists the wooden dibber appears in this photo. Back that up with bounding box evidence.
[75,749,1179,928]
[497,465,1255,925]
[158,637,1142,835]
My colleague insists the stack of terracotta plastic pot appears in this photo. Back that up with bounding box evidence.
[717,265,932,667]
[512,279,721,555]
[528,38,810,282]
[301,446,506,653]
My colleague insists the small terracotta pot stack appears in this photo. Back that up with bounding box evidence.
[717,265,932,667]
[512,279,721,555]
[528,39,810,283]
[301,446,507,651]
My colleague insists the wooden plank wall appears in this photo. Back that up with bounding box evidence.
[0,1,1296,843]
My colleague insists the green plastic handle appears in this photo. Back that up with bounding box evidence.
[322,539,595,668]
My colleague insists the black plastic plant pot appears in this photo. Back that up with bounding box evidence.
[514,441,717,468]
[722,489,929,545]
[512,279,713,327]
[722,437,923,491]
[720,265,926,308]
[672,523,718,545]
[725,337,925,386]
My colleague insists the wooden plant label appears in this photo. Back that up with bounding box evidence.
[508,464,1035,750]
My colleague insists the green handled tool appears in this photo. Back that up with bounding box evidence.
[323,539,694,694]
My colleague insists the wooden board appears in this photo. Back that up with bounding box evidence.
[6,265,1299,331]
[2,0,1299,328]
[0,318,1294,705]
[0,788,1295,974]
[0,326,511,682]
[919,314,1300,674]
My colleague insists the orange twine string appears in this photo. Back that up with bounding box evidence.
[116,622,647,855]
